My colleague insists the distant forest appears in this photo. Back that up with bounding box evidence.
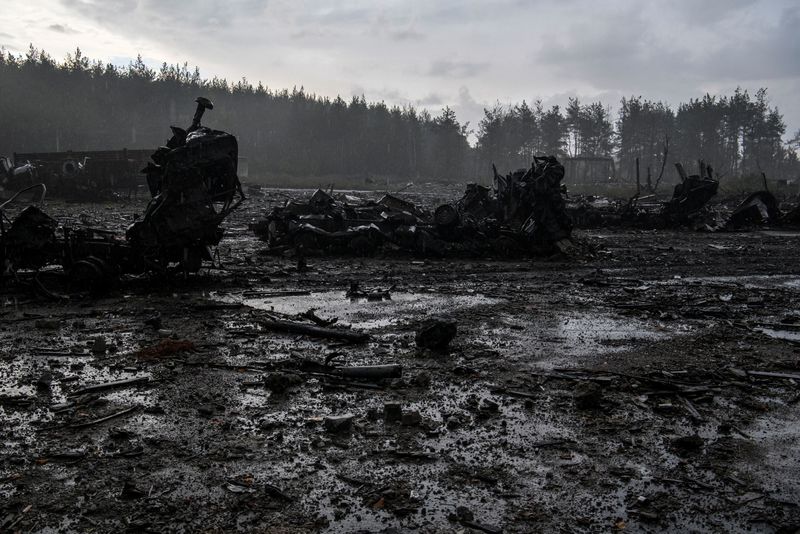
[1,46,799,185]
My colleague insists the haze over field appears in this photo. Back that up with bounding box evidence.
[3,0,799,138]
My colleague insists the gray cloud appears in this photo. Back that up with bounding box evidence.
[60,0,267,33]
[415,93,444,106]
[304,4,373,26]
[10,0,798,139]
[390,29,425,41]
[427,60,489,79]
[48,23,77,34]
[529,0,799,124]
[350,85,407,103]
[60,0,137,19]
[666,0,760,25]
[698,6,800,81]
[534,4,688,91]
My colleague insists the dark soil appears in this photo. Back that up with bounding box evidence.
[1,191,799,533]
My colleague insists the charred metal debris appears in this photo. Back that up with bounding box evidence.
[0,97,244,287]
[2,149,154,201]
[567,160,800,231]
[252,155,573,258]
[567,160,721,229]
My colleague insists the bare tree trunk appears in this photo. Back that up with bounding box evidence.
[653,135,669,194]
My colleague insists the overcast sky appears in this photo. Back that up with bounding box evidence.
[3,0,799,141]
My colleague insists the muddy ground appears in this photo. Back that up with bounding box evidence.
[1,189,800,533]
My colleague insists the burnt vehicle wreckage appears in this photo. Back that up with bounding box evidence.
[567,160,800,231]
[252,155,574,258]
[253,156,798,262]
[2,149,155,201]
[566,160,721,229]
[0,97,244,288]
[2,106,797,294]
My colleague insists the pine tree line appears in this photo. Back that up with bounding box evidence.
[478,93,799,183]
[1,46,798,184]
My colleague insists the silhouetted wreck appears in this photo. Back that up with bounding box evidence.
[1,149,153,200]
[252,155,573,258]
[566,161,800,232]
[725,190,781,229]
[568,160,720,229]
[0,97,244,289]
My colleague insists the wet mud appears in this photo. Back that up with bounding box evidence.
[1,193,800,532]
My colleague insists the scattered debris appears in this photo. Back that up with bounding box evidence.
[401,410,422,426]
[334,364,402,380]
[69,406,139,429]
[384,402,403,423]
[416,317,458,350]
[573,382,603,410]
[347,282,393,301]
[69,377,149,397]
[91,337,108,355]
[671,434,705,455]
[264,372,303,393]
[4,149,153,200]
[137,339,195,361]
[324,413,354,433]
[725,190,781,229]
[567,160,720,229]
[119,479,147,500]
[258,317,370,343]
[144,313,162,330]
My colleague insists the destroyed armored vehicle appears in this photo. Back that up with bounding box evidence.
[253,155,572,258]
[566,160,720,229]
[129,97,244,272]
[1,97,244,286]
[3,151,150,201]
[725,190,781,229]
[662,161,719,222]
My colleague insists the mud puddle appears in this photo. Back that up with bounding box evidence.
[216,290,503,330]
[472,310,689,368]
[215,289,692,370]
[738,403,800,506]
[755,326,800,342]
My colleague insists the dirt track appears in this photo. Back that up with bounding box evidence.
[2,192,800,533]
